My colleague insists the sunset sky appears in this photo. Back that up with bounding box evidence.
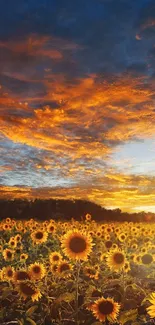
[1,0,155,212]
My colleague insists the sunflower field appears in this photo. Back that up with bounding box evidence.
[0,215,155,325]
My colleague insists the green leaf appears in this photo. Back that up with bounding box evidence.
[56,292,75,304]
[119,309,138,325]
[18,319,24,325]
[26,317,37,325]
[2,287,11,298]
[0,308,4,320]
[26,305,38,316]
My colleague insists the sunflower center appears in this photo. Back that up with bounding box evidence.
[113,253,124,264]
[60,263,70,272]
[10,241,15,246]
[53,255,59,261]
[7,251,12,258]
[19,283,36,296]
[69,236,87,253]
[50,226,54,231]
[35,232,44,239]
[98,300,114,315]
[33,266,41,273]
[105,241,112,249]
[7,269,13,277]
[16,271,30,280]
[141,254,153,264]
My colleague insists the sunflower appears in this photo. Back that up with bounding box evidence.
[2,248,14,261]
[106,249,126,272]
[88,231,94,237]
[133,254,141,264]
[100,224,105,231]
[57,260,73,278]
[84,266,99,280]
[47,223,56,234]
[31,229,48,244]
[123,261,131,273]
[100,253,107,263]
[17,280,42,302]
[96,231,102,238]
[15,234,22,242]
[90,297,120,323]
[15,222,24,231]
[105,226,113,234]
[28,262,46,281]
[104,234,110,241]
[112,243,118,250]
[147,292,155,318]
[2,223,11,231]
[2,266,15,281]
[6,217,11,224]
[13,269,31,283]
[61,230,93,261]
[114,227,120,235]
[49,251,62,264]
[118,233,127,243]
[85,213,92,221]
[20,253,28,261]
[11,220,16,227]
[131,243,138,250]
[8,239,17,249]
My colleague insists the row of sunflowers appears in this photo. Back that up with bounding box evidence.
[0,214,155,325]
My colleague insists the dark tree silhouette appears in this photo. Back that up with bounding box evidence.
[0,199,154,222]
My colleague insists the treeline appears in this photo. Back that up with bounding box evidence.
[0,199,154,223]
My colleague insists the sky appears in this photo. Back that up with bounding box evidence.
[1,0,155,212]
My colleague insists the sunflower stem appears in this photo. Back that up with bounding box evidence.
[122,269,125,307]
[75,260,80,325]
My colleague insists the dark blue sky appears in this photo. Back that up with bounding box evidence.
[1,0,155,212]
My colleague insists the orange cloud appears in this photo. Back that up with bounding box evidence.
[1,74,155,154]
[140,19,155,31]
[0,34,63,60]
[1,41,155,212]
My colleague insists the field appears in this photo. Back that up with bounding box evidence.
[0,215,155,325]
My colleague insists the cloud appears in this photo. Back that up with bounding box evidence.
[1,72,155,201]
[1,1,155,211]
[136,0,155,39]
